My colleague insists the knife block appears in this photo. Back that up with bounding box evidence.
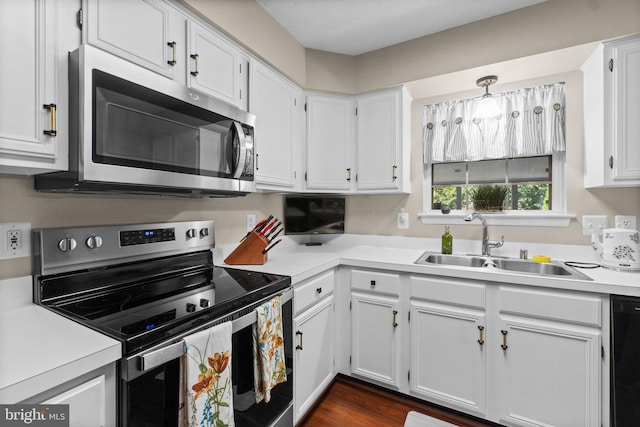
[224,231,268,265]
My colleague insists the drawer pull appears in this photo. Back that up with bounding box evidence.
[477,326,484,345]
[296,331,303,350]
[392,310,398,328]
[392,165,398,180]
[316,287,322,294]
[370,280,376,287]
[346,168,352,182]
[501,330,508,350]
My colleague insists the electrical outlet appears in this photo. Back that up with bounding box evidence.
[582,215,608,236]
[246,214,257,232]
[0,222,31,259]
[615,215,637,230]
[397,210,409,229]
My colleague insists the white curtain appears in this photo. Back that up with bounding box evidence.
[423,83,565,164]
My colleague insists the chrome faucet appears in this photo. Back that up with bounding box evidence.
[464,212,504,256]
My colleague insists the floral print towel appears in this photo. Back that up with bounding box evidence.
[253,296,287,403]
[184,322,234,427]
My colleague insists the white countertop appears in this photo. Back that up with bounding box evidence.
[0,276,121,404]
[2,234,638,403]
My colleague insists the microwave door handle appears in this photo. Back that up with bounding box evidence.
[231,121,247,179]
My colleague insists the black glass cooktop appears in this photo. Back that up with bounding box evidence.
[38,251,290,355]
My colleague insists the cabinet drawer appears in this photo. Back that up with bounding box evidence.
[499,286,602,326]
[410,276,485,309]
[294,270,335,314]
[351,269,400,296]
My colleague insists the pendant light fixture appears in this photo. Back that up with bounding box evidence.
[475,75,501,118]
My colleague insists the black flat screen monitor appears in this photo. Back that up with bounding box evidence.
[284,196,345,235]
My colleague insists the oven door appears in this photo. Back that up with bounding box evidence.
[120,289,293,427]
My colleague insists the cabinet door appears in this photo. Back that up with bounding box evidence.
[85,0,179,79]
[410,300,486,417]
[356,89,400,191]
[251,60,301,190]
[294,296,335,422]
[351,292,400,387]
[610,37,640,182]
[0,0,61,174]
[494,318,601,427]
[305,94,355,192]
[42,375,106,427]
[187,20,241,107]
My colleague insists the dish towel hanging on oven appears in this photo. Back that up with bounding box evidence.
[184,321,234,427]
[253,296,287,403]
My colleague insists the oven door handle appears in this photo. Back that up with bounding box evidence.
[139,340,186,373]
[232,287,293,333]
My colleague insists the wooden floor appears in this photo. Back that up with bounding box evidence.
[298,375,497,427]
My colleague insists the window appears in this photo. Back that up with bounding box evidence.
[422,82,569,225]
[432,155,552,211]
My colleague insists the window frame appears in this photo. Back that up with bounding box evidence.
[419,151,574,227]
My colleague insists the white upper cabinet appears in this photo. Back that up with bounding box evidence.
[187,20,246,108]
[356,87,412,193]
[582,34,640,187]
[250,59,303,191]
[0,0,77,175]
[305,93,356,192]
[85,0,183,81]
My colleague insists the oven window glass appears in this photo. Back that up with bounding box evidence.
[92,70,239,178]
[126,358,181,427]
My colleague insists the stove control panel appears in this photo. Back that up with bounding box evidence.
[34,220,215,276]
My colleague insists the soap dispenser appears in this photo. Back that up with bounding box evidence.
[442,226,453,254]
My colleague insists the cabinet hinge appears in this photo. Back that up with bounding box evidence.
[349,356,352,365]
[408,311,411,322]
[408,371,410,381]
[349,301,352,310]
[77,8,83,29]
[304,172,308,182]
[609,58,614,72]
[355,107,358,116]
[602,345,605,359]
[609,156,614,169]
[304,102,307,112]
[294,98,297,106]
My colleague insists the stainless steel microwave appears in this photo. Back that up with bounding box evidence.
[36,45,255,197]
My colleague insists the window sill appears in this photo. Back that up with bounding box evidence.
[418,211,575,227]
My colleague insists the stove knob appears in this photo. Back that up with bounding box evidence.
[186,228,197,239]
[199,227,209,238]
[57,237,77,252]
[199,298,209,308]
[186,303,196,313]
[85,235,103,249]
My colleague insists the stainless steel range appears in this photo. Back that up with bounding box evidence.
[32,220,293,427]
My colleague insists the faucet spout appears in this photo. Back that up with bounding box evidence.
[463,212,503,256]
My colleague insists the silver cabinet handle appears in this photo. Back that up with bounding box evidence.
[190,53,199,76]
[296,331,303,350]
[167,41,177,66]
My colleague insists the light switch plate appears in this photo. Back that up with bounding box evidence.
[246,214,257,232]
[582,215,608,236]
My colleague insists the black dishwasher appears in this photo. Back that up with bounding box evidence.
[611,295,640,427]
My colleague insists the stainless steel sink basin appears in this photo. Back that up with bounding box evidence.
[414,252,592,281]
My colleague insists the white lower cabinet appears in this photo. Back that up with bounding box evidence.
[293,270,336,423]
[493,286,603,427]
[350,270,401,388]
[409,276,486,418]
[21,363,116,427]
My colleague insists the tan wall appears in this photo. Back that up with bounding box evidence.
[2,0,640,280]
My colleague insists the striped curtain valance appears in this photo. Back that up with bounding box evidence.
[423,83,566,164]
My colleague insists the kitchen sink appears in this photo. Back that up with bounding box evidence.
[414,252,592,281]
